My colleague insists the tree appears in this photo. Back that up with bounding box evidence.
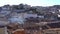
[12,5,19,10]
[19,4,24,9]
[30,7,38,14]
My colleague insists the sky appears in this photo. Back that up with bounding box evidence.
[0,0,60,6]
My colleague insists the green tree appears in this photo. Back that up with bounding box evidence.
[19,4,24,9]
[30,7,38,14]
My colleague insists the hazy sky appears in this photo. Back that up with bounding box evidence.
[0,0,60,6]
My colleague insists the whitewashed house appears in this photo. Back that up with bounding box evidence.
[0,5,11,17]
[23,13,37,18]
[8,12,25,24]
[8,11,38,24]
